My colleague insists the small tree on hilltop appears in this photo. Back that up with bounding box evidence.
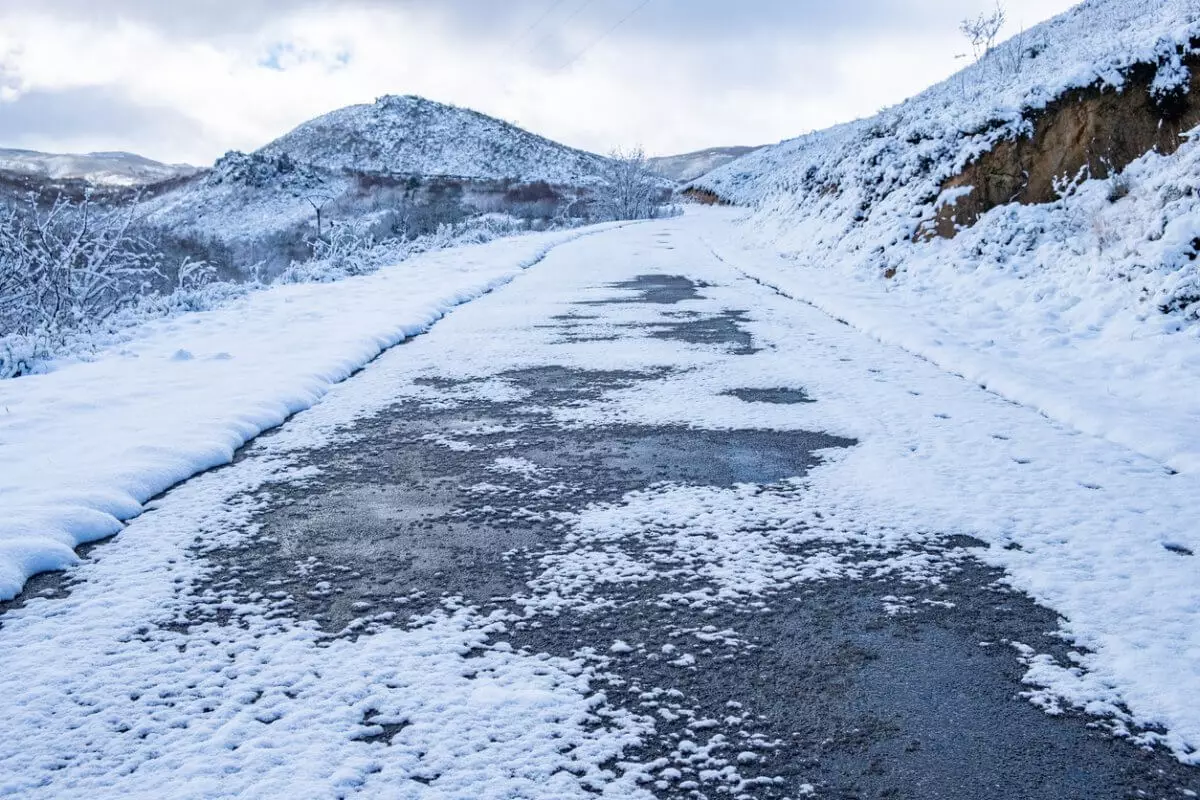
[961,2,1007,62]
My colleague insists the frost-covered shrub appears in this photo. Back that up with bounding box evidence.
[275,213,531,286]
[0,195,173,375]
[0,190,541,379]
[308,219,389,276]
[1158,238,1200,318]
[0,193,239,377]
[0,334,36,380]
[0,195,162,334]
[1105,172,1132,203]
[591,148,671,222]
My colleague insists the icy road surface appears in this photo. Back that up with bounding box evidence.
[2,215,1199,798]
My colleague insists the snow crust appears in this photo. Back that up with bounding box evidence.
[0,224,619,600]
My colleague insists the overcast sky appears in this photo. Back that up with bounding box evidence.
[0,0,1079,165]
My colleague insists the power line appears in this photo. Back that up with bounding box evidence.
[549,0,654,74]
[526,0,598,58]
[506,0,570,52]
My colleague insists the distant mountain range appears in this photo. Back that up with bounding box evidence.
[0,148,198,187]
[1,102,759,193]
[647,146,763,184]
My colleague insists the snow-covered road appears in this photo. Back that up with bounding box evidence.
[2,214,1198,797]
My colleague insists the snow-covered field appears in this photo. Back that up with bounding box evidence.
[0,223,619,601]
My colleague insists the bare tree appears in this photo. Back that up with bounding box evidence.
[592,147,664,222]
[961,2,1007,62]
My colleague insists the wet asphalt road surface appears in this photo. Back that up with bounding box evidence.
[182,273,1197,799]
[5,251,1199,799]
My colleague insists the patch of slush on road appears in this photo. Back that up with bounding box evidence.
[169,355,1195,797]
[0,390,656,799]
[501,230,1200,767]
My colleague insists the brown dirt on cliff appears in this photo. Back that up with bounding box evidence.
[929,57,1200,239]
[682,187,727,206]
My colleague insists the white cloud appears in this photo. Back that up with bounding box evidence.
[0,0,1081,164]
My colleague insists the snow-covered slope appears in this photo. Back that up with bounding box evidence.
[0,148,197,187]
[137,95,620,256]
[139,154,347,244]
[648,146,761,184]
[699,1,1200,213]
[258,95,610,184]
[695,0,1200,474]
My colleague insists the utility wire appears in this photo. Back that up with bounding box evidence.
[549,0,654,74]
[526,0,598,58]
[506,0,569,52]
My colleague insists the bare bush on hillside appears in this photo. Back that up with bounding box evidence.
[0,194,187,375]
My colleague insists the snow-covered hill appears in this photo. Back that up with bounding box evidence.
[0,148,197,187]
[696,0,1200,472]
[257,94,610,184]
[698,1,1200,216]
[648,146,761,183]
[137,96,626,269]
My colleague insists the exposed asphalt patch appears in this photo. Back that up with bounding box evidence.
[726,388,816,405]
[192,365,852,633]
[646,310,759,355]
[582,274,708,305]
